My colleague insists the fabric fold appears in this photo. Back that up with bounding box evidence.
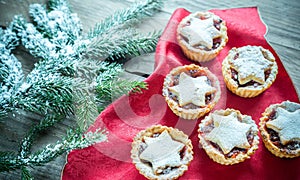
[62,7,299,180]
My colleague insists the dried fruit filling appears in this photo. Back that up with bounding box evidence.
[230,68,271,87]
[203,117,255,158]
[266,110,300,151]
[138,133,186,175]
[231,52,272,87]
[168,70,214,109]
[210,131,254,158]
[181,16,223,50]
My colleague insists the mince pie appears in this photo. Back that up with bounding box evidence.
[131,125,193,180]
[162,64,221,120]
[222,45,278,98]
[177,11,228,62]
[198,109,259,165]
[259,101,300,158]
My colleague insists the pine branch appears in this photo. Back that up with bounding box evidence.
[12,16,56,60]
[96,80,148,112]
[87,0,163,39]
[95,61,148,111]
[14,73,74,116]
[48,0,71,12]
[85,29,161,61]
[0,128,106,173]
[0,28,24,117]
[21,166,33,180]
[72,80,99,131]
[28,128,106,166]
[108,30,161,61]
[96,79,148,102]
[19,114,65,159]
[72,61,120,130]
[1,0,163,178]
[0,27,19,50]
[29,2,82,44]
[96,61,123,82]
[0,151,18,172]
[74,59,102,82]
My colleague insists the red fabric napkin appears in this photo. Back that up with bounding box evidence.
[62,7,300,180]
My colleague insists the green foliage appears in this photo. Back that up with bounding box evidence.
[0,0,163,178]
[27,128,106,166]
[0,128,106,172]
[0,28,23,117]
[86,29,161,61]
[95,61,148,112]
[21,166,33,180]
[0,151,17,172]
[87,0,163,39]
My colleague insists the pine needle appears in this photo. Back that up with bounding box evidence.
[87,0,163,39]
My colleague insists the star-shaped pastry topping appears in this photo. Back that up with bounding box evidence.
[266,107,300,145]
[140,130,184,174]
[180,17,221,49]
[230,46,274,85]
[168,72,216,107]
[205,112,252,154]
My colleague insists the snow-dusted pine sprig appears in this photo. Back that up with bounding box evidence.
[86,28,161,61]
[95,61,148,111]
[19,114,65,159]
[87,0,162,39]
[28,128,107,166]
[29,1,82,43]
[15,73,74,116]
[11,0,159,123]
[0,28,23,117]
[0,0,163,178]
[0,128,106,178]
[85,0,162,61]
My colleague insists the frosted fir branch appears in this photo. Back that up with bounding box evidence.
[13,4,83,62]
[48,0,71,12]
[0,53,24,115]
[73,91,99,131]
[96,78,148,103]
[19,114,65,159]
[108,30,161,61]
[21,166,33,180]
[86,28,161,61]
[0,28,24,117]
[71,60,108,131]
[0,128,107,173]
[87,0,163,39]
[29,2,82,44]
[12,15,57,60]
[28,128,107,166]
[95,61,148,111]
[29,4,50,35]
[96,61,123,83]
[72,74,99,131]
[72,61,122,131]
[0,28,19,50]
[14,73,74,116]
[32,55,76,77]
[0,151,18,172]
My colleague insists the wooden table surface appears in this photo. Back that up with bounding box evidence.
[0,0,299,179]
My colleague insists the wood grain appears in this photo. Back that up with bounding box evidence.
[0,0,299,179]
